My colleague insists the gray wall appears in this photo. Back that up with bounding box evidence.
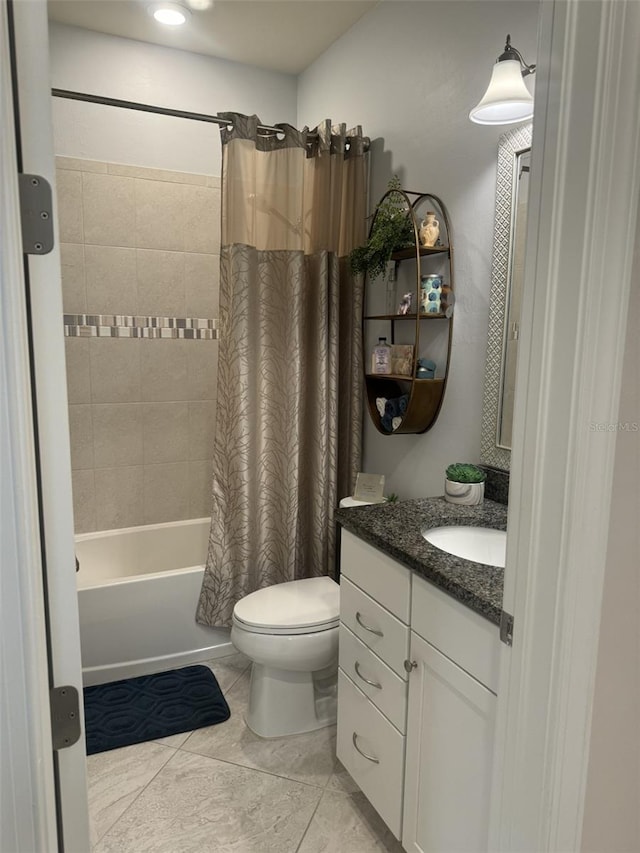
[49,21,298,175]
[298,0,540,498]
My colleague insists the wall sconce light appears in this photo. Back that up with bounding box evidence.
[470,34,536,125]
[148,2,191,26]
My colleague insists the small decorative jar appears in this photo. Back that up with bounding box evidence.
[420,274,442,314]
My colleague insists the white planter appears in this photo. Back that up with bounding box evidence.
[444,479,485,506]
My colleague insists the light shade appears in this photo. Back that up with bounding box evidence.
[469,59,534,125]
[149,3,190,25]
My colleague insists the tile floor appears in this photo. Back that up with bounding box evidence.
[87,653,405,852]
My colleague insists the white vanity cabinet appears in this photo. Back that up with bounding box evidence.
[337,530,411,839]
[402,575,499,853]
[337,529,500,852]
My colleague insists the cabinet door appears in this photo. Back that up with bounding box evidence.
[402,632,497,853]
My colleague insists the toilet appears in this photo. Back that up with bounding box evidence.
[230,576,340,738]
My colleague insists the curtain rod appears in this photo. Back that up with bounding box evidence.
[51,88,284,134]
[51,88,369,149]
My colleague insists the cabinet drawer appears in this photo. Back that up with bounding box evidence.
[340,530,411,622]
[339,624,408,733]
[337,670,405,839]
[341,577,410,678]
[411,574,500,693]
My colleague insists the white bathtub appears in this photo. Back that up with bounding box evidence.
[76,518,232,686]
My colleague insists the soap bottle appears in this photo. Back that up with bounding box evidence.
[372,337,392,374]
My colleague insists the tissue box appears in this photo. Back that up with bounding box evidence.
[391,345,414,376]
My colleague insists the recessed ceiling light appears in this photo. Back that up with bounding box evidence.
[148,3,190,26]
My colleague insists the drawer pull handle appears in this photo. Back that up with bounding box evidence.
[354,660,382,689]
[352,732,380,764]
[355,611,384,637]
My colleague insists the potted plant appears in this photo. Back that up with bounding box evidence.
[349,176,415,280]
[444,463,486,505]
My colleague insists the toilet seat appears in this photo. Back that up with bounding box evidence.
[232,576,339,636]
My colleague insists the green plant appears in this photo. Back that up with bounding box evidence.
[445,463,486,484]
[349,176,415,279]
[384,492,400,503]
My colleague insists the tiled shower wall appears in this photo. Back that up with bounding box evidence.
[56,156,221,533]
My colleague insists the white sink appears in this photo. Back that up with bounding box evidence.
[422,526,506,568]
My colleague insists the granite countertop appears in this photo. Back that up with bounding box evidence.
[335,497,507,625]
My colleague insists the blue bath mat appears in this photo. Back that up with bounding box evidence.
[83,665,230,755]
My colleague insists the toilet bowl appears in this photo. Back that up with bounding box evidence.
[231,576,340,738]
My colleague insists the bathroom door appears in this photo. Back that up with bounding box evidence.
[6,1,91,850]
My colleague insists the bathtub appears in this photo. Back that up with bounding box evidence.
[76,518,232,686]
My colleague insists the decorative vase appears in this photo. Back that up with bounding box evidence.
[419,211,440,248]
[444,479,485,505]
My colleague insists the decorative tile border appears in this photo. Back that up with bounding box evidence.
[63,315,218,340]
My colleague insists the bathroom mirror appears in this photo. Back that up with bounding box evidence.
[480,123,532,470]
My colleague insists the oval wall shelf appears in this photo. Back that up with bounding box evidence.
[362,190,454,435]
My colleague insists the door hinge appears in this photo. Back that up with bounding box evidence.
[50,686,81,750]
[18,173,54,255]
[500,610,514,646]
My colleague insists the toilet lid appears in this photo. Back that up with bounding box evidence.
[233,577,340,634]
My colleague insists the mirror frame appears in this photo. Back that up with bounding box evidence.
[480,122,532,470]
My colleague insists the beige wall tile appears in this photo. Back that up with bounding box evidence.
[188,460,213,519]
[85,245,137,315]
[188,401,216,461]
[135,179,185,251]
[108,163,210,186]
[143,462,190,524]
[140,340,189,402]
[92,403,143,469]
[72,469,96,533]
[56,156,108,173]
[65,338,92,404]
[136,249,185,316]
[142,402,189,464]
[183,185,221,254]
[206,176,222,189]
[68,404,94,470]
[95,466,144,531]
[185,253,219,318]
[60,243,86,314]
[187,340,218,401]
[56,169,84,243]
[61,159,224,531]
[89,338,141,403]
[82,172,136,247]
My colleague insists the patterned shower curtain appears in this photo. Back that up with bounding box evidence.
[196,113,368,628]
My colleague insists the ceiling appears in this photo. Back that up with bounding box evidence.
[47,0,378,74]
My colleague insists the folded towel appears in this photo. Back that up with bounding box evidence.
[381,413,394,432]
[376,397,387,417]
[381,397,406,433]
[385,397,400,418]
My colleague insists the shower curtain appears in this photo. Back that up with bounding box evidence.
[196,113,368,628]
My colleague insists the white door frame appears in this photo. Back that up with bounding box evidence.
[491,0,640,850]
[0,3,59,850]
[6,0,90,850]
